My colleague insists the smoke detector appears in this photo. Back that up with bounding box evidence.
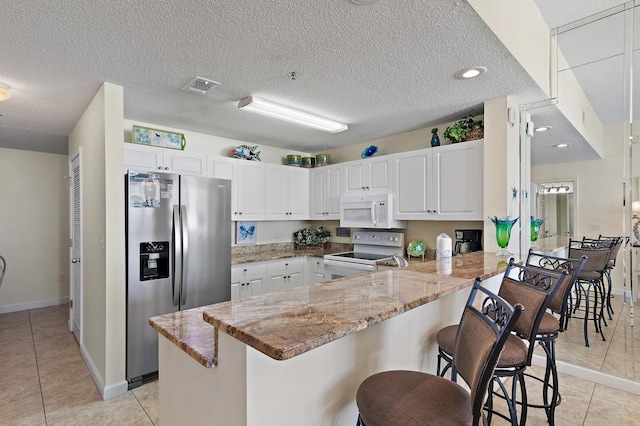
[182,76,221,95]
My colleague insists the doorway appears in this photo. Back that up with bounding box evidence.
[69,150,82,343]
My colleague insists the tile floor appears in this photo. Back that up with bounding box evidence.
[0,304,157,426]
[2,303,640,425]
[554,291,640,380]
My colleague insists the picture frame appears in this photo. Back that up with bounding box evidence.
[236,221,257,245]
[132,125,186,150]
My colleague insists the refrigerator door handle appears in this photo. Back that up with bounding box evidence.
[180,205,189,306]
[172,205,181,306]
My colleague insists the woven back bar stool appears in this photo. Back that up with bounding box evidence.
[436,259,567,425]
[525,250,586,425]
[568,239,615,346]
[355,279,523,426]
[597,235,626,320]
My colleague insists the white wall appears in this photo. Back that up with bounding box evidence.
[0,148,69,312]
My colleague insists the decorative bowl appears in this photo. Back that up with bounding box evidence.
[407,239,427,257]
[361,145,378,158]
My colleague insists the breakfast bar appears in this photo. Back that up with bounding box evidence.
[149,252,509,426]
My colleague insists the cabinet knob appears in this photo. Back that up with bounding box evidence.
[157,166,162,170]
[164,167,169,170]
[366,186,370,190]
[243,268,247,272]
[239,212,243,215]
[234,212,238,215]
[361,186,365,190]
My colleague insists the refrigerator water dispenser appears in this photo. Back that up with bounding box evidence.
[139,241,169,281]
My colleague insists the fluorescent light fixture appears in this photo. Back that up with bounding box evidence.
[553,143,570,148]
[238,96,348,133]
[455,66,488,79]
[535,126,552,132]
[0,83,11,101]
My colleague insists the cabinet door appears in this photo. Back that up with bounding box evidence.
[124,144,163,172]
[288,167,309,219]
[310,169,325,219]
[264,164,288,220]
[236,161,265,220]
[394,150,434,220]
[368,157,392,193]
[230,281,241,301]
[287,270,304,289]
[267,273,287,293]
[163,150,206,175]
[326,166,342,218]
[310,166,340,219]
[343,161,366,195]
[208,156,237,217]
[433,139,483,220]
[307,256,325,284]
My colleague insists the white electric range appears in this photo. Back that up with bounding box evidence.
[323,231,405,280]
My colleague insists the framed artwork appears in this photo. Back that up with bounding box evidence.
[236,221,257,245]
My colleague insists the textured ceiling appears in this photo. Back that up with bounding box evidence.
[0,0,626,165]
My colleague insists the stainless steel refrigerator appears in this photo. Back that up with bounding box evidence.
[125,170,231,388]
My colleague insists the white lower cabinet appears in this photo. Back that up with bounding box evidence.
[232,257,311,299]
[266,258,305,292]
[307,256,325,284]
[231,262,267,301]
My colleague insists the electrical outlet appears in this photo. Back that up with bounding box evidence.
[58,273,65,281]
[589,223,602,231]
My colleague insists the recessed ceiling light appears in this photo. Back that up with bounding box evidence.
[553,143,570,148]
[455,66,488,79]
[0,82,11,101]
[535,126,552,132]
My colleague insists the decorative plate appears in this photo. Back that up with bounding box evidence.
[361,145,378,158]
[407,239,427,257]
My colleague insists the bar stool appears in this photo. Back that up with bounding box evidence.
[436,259,568,425]
[568,239,614,346]
[355,279,523,426]
[597,235,626,320]
[525,250,586,425]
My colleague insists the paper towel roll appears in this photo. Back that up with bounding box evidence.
[437,258,452,275]
[436,233,452,259]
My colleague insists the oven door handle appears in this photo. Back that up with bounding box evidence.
[371,202,377,226]
[323,259,377,272]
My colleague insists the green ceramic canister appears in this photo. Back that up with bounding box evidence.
[301,157,315,168]
[316,153,331,167]
[287,154,302,166]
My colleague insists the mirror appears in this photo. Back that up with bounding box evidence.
[532,180,576,239]
[526,3,637,382]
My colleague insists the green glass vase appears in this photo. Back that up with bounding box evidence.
[530,216,546,249]
[489,216,519,258]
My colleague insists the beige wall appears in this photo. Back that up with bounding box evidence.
[68,82,125,397]
[532,120,631,291]
[0,148,69,311]
[124,119,310,164]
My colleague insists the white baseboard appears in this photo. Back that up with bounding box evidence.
[532,354,640,395]
[79,343,128,400]
[0,296,69,314]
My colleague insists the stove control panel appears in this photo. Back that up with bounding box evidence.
[352,231,405,248]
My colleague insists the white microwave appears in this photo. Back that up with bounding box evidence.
[340,193,407,229]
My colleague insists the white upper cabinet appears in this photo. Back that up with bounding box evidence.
[394,149,435,220]
[235,161,265,221]
[124,143,206,175]
[433,139,483,220]
[393,139,483,221]
[343,156,392,195]
[264,165,310,220]
[310,165,342,219]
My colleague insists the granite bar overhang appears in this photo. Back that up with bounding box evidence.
[149,251,510,366]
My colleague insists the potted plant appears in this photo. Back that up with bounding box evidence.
[443,115,484,143]
[293,226,331,249]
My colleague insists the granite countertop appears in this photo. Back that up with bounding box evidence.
[149,251,509,367]
[231,242,353,264]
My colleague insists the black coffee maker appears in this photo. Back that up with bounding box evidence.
[454,229,482,254]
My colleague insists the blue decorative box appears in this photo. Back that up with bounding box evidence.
[133,125,186,150]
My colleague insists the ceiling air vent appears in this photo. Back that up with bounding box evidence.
[181,76,221,95]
